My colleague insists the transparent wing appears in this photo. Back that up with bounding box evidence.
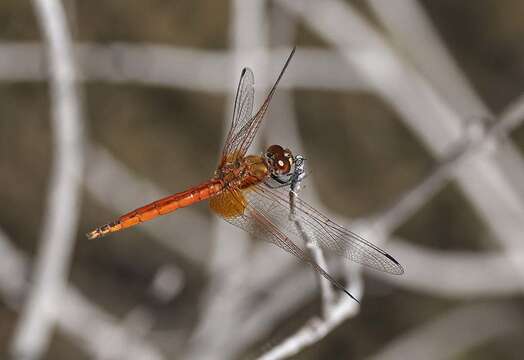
[222,67,255,159]
[221,47,296,160]
[247,184,404,275]
[213,188,359,301]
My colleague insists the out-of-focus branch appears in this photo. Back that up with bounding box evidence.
[257,295,359,360]
[234,94,524,354]
[254,238,524,360]
[368,0,524,252]
[0,42,366,91]
[367,303,522,360]
[368,0,489,118]
[2,2,524,358]
[290,186,337,316]
[11,0,85,358]
[238,238,522,359]
[251,1,524,356]
[276,0,524,266]
[273,6,338,318]
[185,2,269,360]
[216,77,524,359]
[0,229,164,360]
[374,91,524,234]
[375,240,524,297]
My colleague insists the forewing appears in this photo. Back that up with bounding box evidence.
[248,184,404,275]
[221,47,296,160]
[222,67,255,159]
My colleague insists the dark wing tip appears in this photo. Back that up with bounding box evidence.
[343,289,360,304]
[385,252,400,265]
[241,67,247,76]
[384,252,404,275]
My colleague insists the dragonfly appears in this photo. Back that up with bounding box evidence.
[87,47,404,302]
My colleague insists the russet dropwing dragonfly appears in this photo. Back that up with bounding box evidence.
[87,47,403,302]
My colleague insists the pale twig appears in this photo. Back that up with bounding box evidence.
[367,303,522,360]
[255,237,522,360]
[245,90,524,342]
[277,0,524,258]
[239,92,524,358]
[257,295,359,360]
[2,2,524,358]
[11,0,85,358]
[255,0,524,356]
[375,239,523,298]
[368,0,490,117]
[368,0,524,249]
[60,289,163,360]
[185,2,269,360]
[374,92,524,234]
[0,42,365,91]
[290,184,337,316]
[0,229,164,360]
[236,239,523,359]
[272,5,338,317]
[231,267,317,357]
[366,0,524,286]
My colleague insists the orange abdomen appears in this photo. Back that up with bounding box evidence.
[87,179,223,239]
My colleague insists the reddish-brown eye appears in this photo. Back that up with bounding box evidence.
[276,158,291,173]
[266,144,284,157]
[266,144,294,175]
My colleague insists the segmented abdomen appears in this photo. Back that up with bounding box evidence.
[86,179,223,239]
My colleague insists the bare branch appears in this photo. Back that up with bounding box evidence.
[374,92,524,234]
[0,229,164,360]
[11,0,85,358]
[367,303,522,360]
[276,0,524,259]
[368,0,490,117]
[257,295,359,360]
[0,42,366,91]
[290,175,338,315]
[185,2,270,360]
[375,240,524,298]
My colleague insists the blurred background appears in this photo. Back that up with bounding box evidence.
[1,0,524,359]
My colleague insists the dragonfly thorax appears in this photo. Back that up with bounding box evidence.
[215,154,269,189]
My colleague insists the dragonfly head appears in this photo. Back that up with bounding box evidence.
[265,144,294,176]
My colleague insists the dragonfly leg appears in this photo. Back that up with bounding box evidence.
[290,155,306,195]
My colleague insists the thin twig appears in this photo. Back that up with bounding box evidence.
[289,181,337,317]
[277,0,524,257]
[257,296,359,360]
[257,0,524,357]
[11,0,85,358]
[373,239,524,298]
[185,2,269,359]
[0,42,366,91]
[0,229,164,360]
[374,94,524,234]
[367,303,522,360]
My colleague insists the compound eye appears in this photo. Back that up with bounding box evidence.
[266,144,284,157]
[276,153,294,174]
[266,144,294,175]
